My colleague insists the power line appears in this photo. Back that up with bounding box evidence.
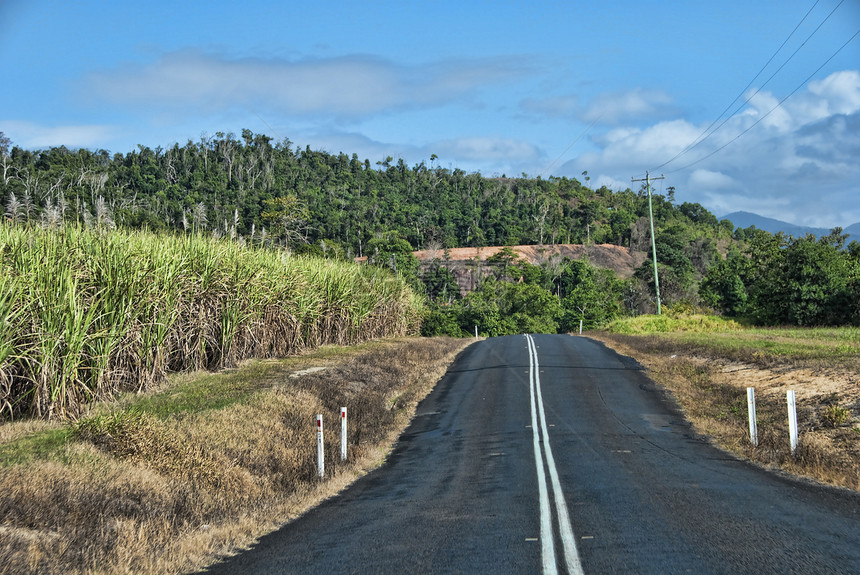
[538,112,604,179]
[653,0,845,172]
[668,27,860,174]
[652,0,822,172]
[252,110,285,144]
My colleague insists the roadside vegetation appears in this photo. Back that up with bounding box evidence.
[590,312,860,492]
[420,250,630,337]
[0,221,421,420]
[0,337,471,574]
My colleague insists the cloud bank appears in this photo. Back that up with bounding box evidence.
[1,121,115,149]
[561,70,860,227]
[86,50,533,120]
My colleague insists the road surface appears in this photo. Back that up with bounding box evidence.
[200,334,860,574]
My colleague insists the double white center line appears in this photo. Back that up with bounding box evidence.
[526,334,584,575]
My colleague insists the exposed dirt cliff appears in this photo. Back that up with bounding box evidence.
[414,244,647,295]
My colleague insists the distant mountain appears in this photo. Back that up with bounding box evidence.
[721,211,859,245]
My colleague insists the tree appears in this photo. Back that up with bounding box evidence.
[504,282,562,334]
[0,132,12,185]
[699,247,749,316]
[420,259,460,302]
[486,247,519,280]
[558,261,624,331]
[780,235,851,326]
[261,194,309,248]
[366,232,421,289]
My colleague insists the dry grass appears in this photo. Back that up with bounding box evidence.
[588,331,860,492]
[0,337,473,575]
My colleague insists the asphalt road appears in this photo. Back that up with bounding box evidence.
[200,334,860,574]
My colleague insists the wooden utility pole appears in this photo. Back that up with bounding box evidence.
[632,171,665,315]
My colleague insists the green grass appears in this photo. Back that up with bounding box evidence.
[673,330,860,360]
[0,427,71,465]
[606,313,742,334]
[605,314,860,363]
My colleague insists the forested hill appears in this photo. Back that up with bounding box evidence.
[3,130,859,328]
[0,129,732,257]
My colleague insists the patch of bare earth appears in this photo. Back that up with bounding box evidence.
[412,243,646,295]
[587,333,860,492]
[0,337,474,575]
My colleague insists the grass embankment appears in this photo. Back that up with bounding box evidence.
[590,313,860,491]
[0,337,473,574]
[0,222,422,420]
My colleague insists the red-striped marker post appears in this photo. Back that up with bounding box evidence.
[340,407,348,461]
[316,414,324,478]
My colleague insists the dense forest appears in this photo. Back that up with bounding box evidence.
[2,129,858,330]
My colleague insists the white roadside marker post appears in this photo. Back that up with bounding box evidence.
[747,387,758,446]
[579,319,583,335]
[340,407,348,461]
[787,390,798,454]
[475,325,478,340]
[316,414,325,478]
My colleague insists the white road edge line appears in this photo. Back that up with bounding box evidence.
[527,334,585,575]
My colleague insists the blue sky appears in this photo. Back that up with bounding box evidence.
[2,0,858,227]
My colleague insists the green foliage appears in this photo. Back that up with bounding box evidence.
[5,129,858,328]
[606,312,742,334]
[366,231,422,291]
[701,229,860,326]
[0,221,421,419]
[420,303,465,337]
[558,261,626,331]
[421,258,628,336]
[420,259,460,303]
[503,281,563,335]
[699,246,749,315]
[261,194,310,248]
[419,277,564,337]
[822,403,851,428]
[0,131,732,262]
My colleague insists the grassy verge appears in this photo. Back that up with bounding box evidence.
[0,336,473,575]
[589,316,860,491]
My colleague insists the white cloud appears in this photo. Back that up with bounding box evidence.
[593,175,629,191]
[556,70,860,227]
[807,70,860,115]
[433,136,541,164]
[688,169,735,190]
[292,130,542,177]
[85,50,533,120]
[582,88,678,125]
[746,90,793,132]
[1,121,115,149]
[582,119,701,170]
[519,88,678,125]
[705,192,793,221]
